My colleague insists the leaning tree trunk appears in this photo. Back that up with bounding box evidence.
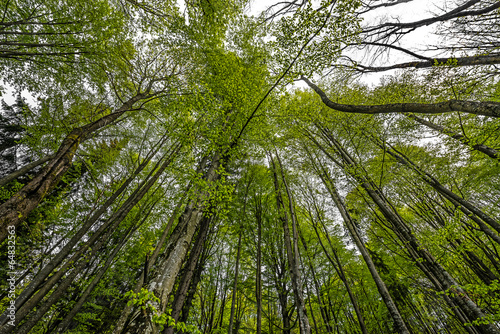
[0,92,151,243]
[0,144,180,334]
[123,153,223,334]
[306,149,410,334]
[163,214,212,334]
[0,141,165,326]
[315,128,500,334]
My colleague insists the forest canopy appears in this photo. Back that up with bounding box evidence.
[1,0,500,333]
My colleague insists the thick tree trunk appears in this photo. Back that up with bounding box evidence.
[113,164,204,334]
[124,153,222,334]
[163,215,211,334]
[0,92,150,243]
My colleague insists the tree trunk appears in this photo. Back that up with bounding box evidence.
[270,152,311,334]
[255,196,263,334]
[228,231,242,334]
[163,214,211,334]
[316,130,500,334]
[306,149,410,334]
[0,154,55,187]
[123,153,223,334]
[0,92,150,243]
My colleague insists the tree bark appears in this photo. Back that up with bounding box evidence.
[163,214,211,334]
[270,153,311,334]
[306,149,410,334]
[301,76,500,118]
[0,92,151,243]
[310,126,500,334]
[228,231,242,334]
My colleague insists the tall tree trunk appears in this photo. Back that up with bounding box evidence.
[7,193,160,334]
[163,214,212,334]
[0,141,164,326]
[0,92,151,242]
[0,144,180,334]
[270,152,311,334]
[373,138,500,242]
[255,196,263,334]
[55,215,147,333]
[309,214,368,334]
[113,162,205,334]
[228,231,242,334]
[305,147,410,334]
[313,128,500,334]
[124,153,223,334]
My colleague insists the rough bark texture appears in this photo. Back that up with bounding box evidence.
[163,215,211,334]
[0,92,149,243]
[124,153,222,334]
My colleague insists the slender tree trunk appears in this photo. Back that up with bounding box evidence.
[113,162,204,334]
[7,193,159,334]
[407,114,499,160]
[315,129,500,334]
[309,216,368,334]
[228,231,242,334]
[270,152,311,334]
[55,218,144,333]
[306,149,410,334]
[374,139,500,242]
[0,154,55,187]
[0,144,180,334]
[255,197,263,334]
[0,144,161,326]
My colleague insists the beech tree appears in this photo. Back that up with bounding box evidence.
[1,0,500,333]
